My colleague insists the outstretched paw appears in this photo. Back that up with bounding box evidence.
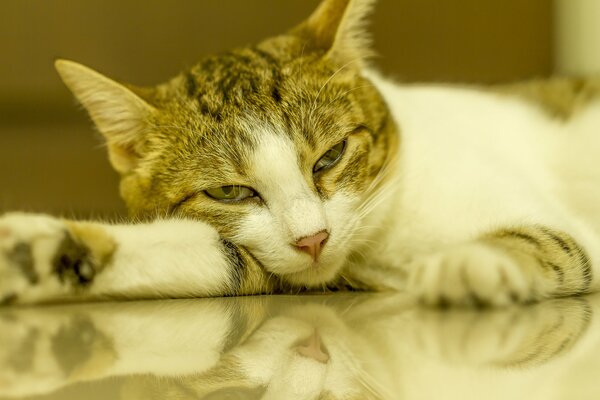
[0,213,113,305]
[407,243,532,307]
[0,213,68,304]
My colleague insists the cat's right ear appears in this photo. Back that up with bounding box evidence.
[55,60,155,175]
[292,0,376,67]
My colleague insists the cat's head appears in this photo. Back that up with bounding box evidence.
[55,0,397,287]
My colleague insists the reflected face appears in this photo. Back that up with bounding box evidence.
[130,301,386,400]
[216,306,376,400]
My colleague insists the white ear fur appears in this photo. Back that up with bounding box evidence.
[55,59,155,174]
[296,0,376,66]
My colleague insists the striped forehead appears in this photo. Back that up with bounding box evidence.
[180,116,309,189]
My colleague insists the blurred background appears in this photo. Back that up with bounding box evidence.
[0,0,596,218]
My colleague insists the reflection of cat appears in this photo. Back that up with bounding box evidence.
[2,0,600,305]
[0,294,599,400]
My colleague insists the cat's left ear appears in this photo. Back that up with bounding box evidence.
[55,60,156,175]
[292,0,376,67]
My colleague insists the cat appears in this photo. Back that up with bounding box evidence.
[0,294,598,399]
[1,0,600,306]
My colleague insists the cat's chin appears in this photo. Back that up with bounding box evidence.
[280,258,345,287]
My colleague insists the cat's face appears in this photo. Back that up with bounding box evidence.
[55,0,396,286]
[200,304,381,400]
[129,44,393,285]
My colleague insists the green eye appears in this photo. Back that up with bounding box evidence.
[204,185,256,202]
[313,140,346,173]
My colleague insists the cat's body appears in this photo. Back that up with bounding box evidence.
[1,0,599,305]
[358,74,600,290]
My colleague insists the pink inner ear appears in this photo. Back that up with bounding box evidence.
[295,231,329,261]
[107,143,140,174]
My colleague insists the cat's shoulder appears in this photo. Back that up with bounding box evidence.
[491,77,600,120]
[365,70,600,122]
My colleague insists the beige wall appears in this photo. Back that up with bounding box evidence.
[0,0,553,217]
[555,0,600,75]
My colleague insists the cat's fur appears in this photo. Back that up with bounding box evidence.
[0,294,598,399]
[1,0,600,305]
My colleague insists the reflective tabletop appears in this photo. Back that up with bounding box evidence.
[1,293,599,399]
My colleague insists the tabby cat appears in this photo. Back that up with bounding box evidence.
[1,0,600,306]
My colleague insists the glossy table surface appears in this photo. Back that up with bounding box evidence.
[1,292,599,400]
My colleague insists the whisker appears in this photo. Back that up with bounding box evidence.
[334,341,390,399]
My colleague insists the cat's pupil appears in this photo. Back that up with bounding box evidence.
[222,186,233,195]
[326,145,342,161]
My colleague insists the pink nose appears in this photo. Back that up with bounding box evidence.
[294,231,329,261]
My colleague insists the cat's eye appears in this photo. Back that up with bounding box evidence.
[204,185,256,202]
[313,140,347,173]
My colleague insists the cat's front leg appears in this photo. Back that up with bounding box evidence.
[407,225,594,306]
[0,213,273,305]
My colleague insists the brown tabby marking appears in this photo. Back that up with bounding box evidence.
[222,240,276,295]
[51,316,117,380]
[7,243,37,284]
[53,222,116,287]
[494,298,592,367]
[485,225,593,297]
[494,77,600,120]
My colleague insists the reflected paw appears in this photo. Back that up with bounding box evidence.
[0,309,115,397]
[409,297,591,366]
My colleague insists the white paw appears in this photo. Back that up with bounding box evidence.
[0,213,67,304]
[407,243,531,307]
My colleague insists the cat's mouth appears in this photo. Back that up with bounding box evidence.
[277,254,344,287]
